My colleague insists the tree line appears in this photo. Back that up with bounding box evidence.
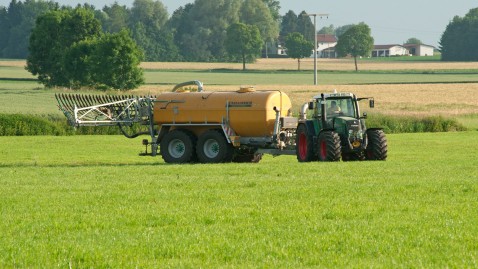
[0,0,362,63]
[440,7,478,61]
[0,0,286,62]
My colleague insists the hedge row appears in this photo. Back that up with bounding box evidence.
[366,114,467,134]
[0,113,467,136]
[0,114,123,136]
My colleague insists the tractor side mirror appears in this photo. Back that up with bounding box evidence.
[308,102,314,110]
[362,112,368,119]
[369,99,375,108]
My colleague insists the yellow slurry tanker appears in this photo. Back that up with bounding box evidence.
[56,81,387,163]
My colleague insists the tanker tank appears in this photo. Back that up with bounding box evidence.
[153,88,292,137]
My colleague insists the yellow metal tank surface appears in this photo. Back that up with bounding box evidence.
[153,88,292,137]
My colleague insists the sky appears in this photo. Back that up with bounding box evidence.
[1,0,474,47]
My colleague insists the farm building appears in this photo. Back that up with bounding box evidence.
[372,44,409,57]
[316,34,337,58]
[403,43,435,56]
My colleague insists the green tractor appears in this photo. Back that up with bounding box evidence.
[296,91,387,162]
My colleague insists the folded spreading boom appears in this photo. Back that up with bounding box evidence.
[55,93,155,127]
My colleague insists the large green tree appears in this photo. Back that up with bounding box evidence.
[225,22,262,70]
[262,0,280,21]
[335,23,374,71]
[297,11,315,43]
[102,2,130,33]
[26,7,102,87]
[239,0,278,43]
[318,24,335,35]
[166,3,194,60]
[89,30,144,90]
[0,0,57,58]
[405,37,422,44]
[128,0,179,61]
[335,24,355,38]
[285,32,313,70]
[27,7,144,90]
[440,7,478,61]
[280,10,298,42]
[174,0,241,61]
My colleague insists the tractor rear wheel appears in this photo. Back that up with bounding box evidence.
[296,124,316,162]
[160,129,197,163]
[365,129,388,160]
[197,129,234,163]
[318,131,341,162]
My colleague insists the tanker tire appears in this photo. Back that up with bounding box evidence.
[160,129,197,163]
[365,129,388,160]
[197,130,233,163]
[296,124,316,162]
[318,131,341,162]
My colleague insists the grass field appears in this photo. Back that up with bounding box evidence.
[1,58,477,267]
[0,132,477,268]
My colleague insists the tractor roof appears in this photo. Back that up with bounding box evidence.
[313,92,356,99]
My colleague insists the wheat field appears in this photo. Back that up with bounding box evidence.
[2,59,478,117]
[3,58,478,71]
[135,83,478,117]
[144,58,478,71]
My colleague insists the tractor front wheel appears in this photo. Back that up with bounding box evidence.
[365,129,388,160]
[318,131,341,162]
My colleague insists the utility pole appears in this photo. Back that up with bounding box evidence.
[303,13,329,85]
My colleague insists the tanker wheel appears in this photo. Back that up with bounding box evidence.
[365,129,388,160]
[197,130,233,163]
[160,129,197,163]
[296,124,316,162]
[318,131,341,162]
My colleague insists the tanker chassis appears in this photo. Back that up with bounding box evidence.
[56,81,387,164]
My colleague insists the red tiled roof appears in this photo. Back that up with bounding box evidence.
[317,34,337,43]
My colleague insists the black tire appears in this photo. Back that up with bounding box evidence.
[196,129,233,163]
[160,129,197,163]
[296,124,316,162]
[365,129,388,160]
[318,131,341,162]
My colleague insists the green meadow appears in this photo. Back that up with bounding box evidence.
[0,59,477,267]
[0,133,477,268]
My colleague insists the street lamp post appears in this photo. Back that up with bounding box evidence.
[303,13,329,85]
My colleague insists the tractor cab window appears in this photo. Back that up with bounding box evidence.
[325,98,356,118]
